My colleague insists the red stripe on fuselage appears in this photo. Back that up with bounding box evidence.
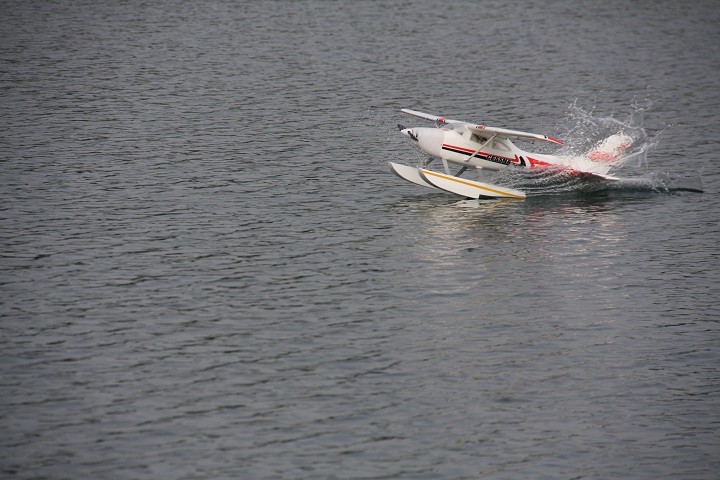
[442,144,478,154]
[442,144,520,164]
[526,156,553,168]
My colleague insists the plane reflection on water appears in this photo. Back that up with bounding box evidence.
[394,192,634,293]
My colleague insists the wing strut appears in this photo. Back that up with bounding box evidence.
[464,133,496,164]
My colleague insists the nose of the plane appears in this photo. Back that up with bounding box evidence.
[400,128,418,141]
[400,127,444,157]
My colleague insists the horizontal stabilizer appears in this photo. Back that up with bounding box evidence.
[583,171,621,181]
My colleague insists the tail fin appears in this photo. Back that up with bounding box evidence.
[584,133,633,163]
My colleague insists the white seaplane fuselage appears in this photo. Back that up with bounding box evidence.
[401,124,547,171]
[401,123,620,176]
[391,109,632,199]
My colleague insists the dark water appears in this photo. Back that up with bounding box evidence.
[2,1,719,478]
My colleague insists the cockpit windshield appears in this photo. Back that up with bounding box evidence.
[437,121,466,135]
[451,123,466,134]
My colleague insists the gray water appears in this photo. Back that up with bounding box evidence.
[1,1,719,478]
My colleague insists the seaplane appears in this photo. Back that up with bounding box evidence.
[390,108,633,199]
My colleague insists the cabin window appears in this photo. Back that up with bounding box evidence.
[471,134,488,143]
[493,140,510,152]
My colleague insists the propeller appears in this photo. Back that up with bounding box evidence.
[398,124,419,141]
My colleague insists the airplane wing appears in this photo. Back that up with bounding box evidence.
[401,108,564,145]
[468,124,565,145]
[400,108,464,124]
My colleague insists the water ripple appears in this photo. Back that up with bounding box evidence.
[2,1,719,479]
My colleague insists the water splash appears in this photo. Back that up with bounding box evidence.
[491,100,702,195]
[556,98,659,169]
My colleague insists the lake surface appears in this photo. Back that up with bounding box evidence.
[1,0,719,478]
